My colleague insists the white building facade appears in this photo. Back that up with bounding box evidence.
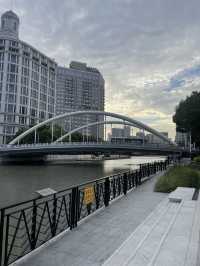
[56,62,105,138]
[146,132,169,144]
[0,11,57,144]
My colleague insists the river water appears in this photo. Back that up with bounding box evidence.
[0,156,165,208]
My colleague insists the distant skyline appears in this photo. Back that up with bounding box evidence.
[1,0,200,139]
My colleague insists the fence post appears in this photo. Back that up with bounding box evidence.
[104,178,110,207]
[118,176,121,195]
[147,163,150,176]
[123,173,128,195]
[95,183,100,209]
[132,172,135,187]
[70,187,79,230]
[52,194,57,237]
[0,209,5,266]
[139,164,142,179]
[136,170,139,187]
[139,169,142,185]
[112,179,116,199]
[31,200,37,250]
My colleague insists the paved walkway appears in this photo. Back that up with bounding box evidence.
[103,196,199,266]
[14,173,166,266]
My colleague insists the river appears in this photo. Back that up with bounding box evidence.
[0,155,165,208]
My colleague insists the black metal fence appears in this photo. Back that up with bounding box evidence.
[0,160,170,266]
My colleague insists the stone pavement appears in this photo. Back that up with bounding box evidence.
[13,173,166,266]
[103,196,199,266]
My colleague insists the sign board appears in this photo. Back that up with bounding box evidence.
[84,186,95,205]
[36,188,57,197]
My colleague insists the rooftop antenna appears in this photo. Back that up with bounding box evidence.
[11,0,15,10]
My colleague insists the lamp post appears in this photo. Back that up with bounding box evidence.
[189,130,192,153]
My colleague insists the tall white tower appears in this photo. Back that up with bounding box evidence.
[0,10,19,39]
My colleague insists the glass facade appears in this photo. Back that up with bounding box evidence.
[0,11,57,144]
[56,63,105,138]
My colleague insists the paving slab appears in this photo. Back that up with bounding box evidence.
[13,173,166,266]
[168,187,195,202]
[153,200,196,266]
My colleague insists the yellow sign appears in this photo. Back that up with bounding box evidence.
[84,186,95,205]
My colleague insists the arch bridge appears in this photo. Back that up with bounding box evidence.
[0,111,181,158]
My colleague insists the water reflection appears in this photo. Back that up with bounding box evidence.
[0,156,165,208]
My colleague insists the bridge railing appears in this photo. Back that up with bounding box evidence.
[0,160,170,265]
[0,142,178,150]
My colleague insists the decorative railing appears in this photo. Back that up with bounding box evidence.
[0,160,169,266]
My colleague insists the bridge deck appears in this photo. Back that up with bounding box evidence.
[12,173,166,266]
[0,143,181,159]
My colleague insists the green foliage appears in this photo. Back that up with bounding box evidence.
[193,156,200,163]
[173,91,200,147]
[154,166,200,193]
[11,125,98,144]
[12,124,64,144]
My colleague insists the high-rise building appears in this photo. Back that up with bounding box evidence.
[0,10,57,144]
[56,62,105,138]
[146,132,169,144]
[110,126,130,139]
[175,131,189,147]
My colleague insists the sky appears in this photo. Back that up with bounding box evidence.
[1,0,200,140]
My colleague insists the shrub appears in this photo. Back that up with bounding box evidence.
[154,166,200,193]
[193,156,200,163]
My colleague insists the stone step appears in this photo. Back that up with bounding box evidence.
[126,202,181,266]
[184,197,200,266]
[168,187,195,203]
[103,198,172,266]
[151,201,196,266]
[103,198,199,266]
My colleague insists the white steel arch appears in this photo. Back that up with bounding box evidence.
[9,111,175,145]
[55,120,134,143]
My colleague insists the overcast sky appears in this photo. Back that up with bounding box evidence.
[1,0,200,139]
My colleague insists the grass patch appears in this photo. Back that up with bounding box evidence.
[154,165,200,193]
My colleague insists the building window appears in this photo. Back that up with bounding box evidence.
[4,115,15,123]
[14,22,17,31]
[30,108,37,117]
[8,54,19,64]
[0,53,4,61]
[5,104,16,113]
[19,106,27,115]
[19,117,26,125]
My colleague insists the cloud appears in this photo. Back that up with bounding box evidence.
[1,0,200,139]
[166,64,200,91]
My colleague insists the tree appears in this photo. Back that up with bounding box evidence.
[11,124,64,144]
[173,91,200,147]
[11,124,98,144]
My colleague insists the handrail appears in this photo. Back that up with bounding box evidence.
[0,159,173,266]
